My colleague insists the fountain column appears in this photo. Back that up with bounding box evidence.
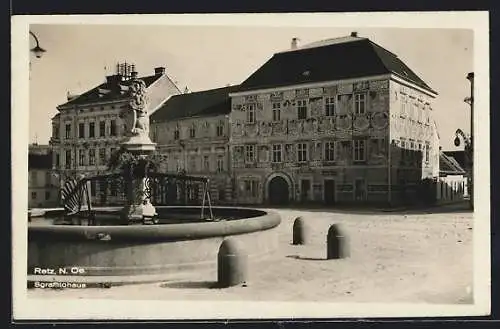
[119,74,157,222]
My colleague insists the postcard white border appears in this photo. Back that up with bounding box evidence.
[12,12,490,320]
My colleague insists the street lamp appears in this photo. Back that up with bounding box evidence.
[30,31,46,59]
[466,72,474,211]
[454,72,474,210]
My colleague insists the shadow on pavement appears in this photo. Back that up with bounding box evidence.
[286,255,327,261]
[262,201,472,216]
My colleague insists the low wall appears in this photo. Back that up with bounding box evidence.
[28,207,281,277]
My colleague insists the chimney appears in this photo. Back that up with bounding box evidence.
[154,67,166,75]
[291,37,300,50]
[106,74,120,85]
[351,31,358,37]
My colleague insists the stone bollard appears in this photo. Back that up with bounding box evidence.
[292,217,308,245]
[217,238,247,288]
[327,224,350,259]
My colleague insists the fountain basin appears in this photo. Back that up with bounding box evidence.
[28,206,281,279]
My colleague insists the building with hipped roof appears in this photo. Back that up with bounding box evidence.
[228,32,441,206]
[150,86,237,203]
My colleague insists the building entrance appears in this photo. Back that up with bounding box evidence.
[268,176,290,205]
[324,179,336,205]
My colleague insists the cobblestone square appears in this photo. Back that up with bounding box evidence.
[28,204,473,304]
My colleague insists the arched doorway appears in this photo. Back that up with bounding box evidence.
[268,176,290,205]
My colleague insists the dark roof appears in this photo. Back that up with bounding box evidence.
[443,151,466,170]
[235,37,436,94]
[439,152,466,176]
[58,74,164,108]
[150,86,238,122]
[29,153,52,170]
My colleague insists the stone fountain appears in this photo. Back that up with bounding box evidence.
[118,74,157,223]
[27,73,282,285]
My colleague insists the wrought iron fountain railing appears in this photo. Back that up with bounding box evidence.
[60,170,214,223]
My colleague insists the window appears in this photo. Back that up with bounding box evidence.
[99,121,106,137]
[78,123,85,138]
[110,148,117,160]
[401,95,407,117]
[417,105,423,123]
[353,140,366,162]
[174,127,180,140]
[188,156,196,172]
[53,126,59,139]
[400,138,407,161]
[325,97,336,116]
[110,183,117,196]
[189,125,196,138]
[297,143,308,162]
[31,192,37,200]
[55,153,60,167]
[78,149,86,166]
[216,121,224,137]
[244,180,259,198]
[65,123,71,139]
[30,171,37,185]
[425,144,430,163]
[272,103,281,121]
[89,149,96,166]
[272,144,282,163]
[90,180,96,197]
[246,104,256,123]
[99,148,106,165]
[217,155,224,173]
[410,103,416,120]
[89,122,95,138]
[65,150,72,169]
[324,141,336,161]
[245,145,255,162]
[218,188,225,201]
[297,100,307,120]
[45,191,50,200]
[203,155,210,171]
[110,120,117,136]
[176,158,182,172]
[354,93,366,114]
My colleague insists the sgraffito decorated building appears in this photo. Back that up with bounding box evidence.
[227,33,441,205]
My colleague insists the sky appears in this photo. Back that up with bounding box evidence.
[28,24,473,150]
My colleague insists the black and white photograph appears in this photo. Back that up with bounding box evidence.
[12,12,490,320]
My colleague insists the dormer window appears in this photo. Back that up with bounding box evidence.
[174,126,180,140]
[189,124,196,138]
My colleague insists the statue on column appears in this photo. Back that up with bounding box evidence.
[120,78,149,138]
